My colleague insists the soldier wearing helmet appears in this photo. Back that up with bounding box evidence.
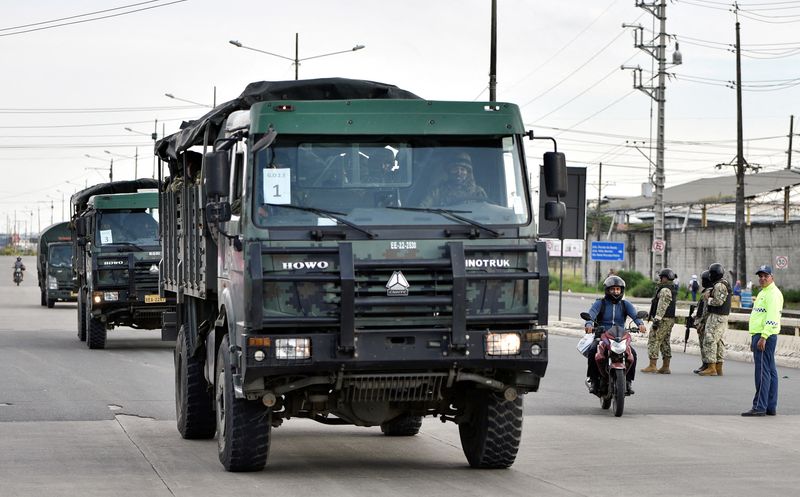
[692,270,714,374]
[698,262,732,377]
[583,275,646,395]
[642,268,677,374]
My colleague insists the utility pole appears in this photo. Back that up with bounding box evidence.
[595,162,603,283]
[622,0,681,279]
[489,0,497,101]
[786,115,794,224]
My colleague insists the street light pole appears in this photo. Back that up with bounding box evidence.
[229,35,365,80]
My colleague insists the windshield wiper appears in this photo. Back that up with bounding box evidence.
[107,241,146,252]
[387,206,500,237]
[265,203,376,239]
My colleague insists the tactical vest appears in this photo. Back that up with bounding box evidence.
[649,283,677,319]
[706,279,732,315]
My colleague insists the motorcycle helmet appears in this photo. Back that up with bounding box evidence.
[16,256,21,262]
[603,275,626,303]
[658,268,676,281]
[700,270,712,289]
[708,263,724,283]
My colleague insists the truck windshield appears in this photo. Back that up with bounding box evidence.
[48,244,72,268]
[96,210,159,247]
[252,136,530,228]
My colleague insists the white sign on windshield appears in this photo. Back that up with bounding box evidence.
[263,168,291,205]
[100,229,113,244]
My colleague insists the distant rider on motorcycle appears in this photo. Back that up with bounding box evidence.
[584,275,646,395]
[14,256,26,272]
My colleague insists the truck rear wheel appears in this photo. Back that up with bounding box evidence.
[380,414,423,436]
[77,290,86,342]
[459,390,523,469]
[175,325,216,439]
[216,335,271,472]
[86,304,107,350]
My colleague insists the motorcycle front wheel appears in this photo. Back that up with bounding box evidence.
[612,370,625,417]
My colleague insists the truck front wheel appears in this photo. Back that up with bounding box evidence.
[77,290,86,342]
[86,303,107,349]
[175,325,216,439]
[458,390,523,469]
[216,335,271,472]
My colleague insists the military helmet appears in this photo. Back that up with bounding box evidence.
[700,270,712,289]
[603,275,626,303]
[658,268,676,281]
[708,262,724,283]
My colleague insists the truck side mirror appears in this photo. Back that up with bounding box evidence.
[206,201,232,224]
[204,151,231,199]
[544,201,565,221]
[542,151,568,197]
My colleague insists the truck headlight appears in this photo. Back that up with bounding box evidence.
[48,275,59,290]
[103,291,119,302]
[274,338,311,360]
[486,332,521,356]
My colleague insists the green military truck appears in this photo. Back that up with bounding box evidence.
[71,179,177,349]
[37,221,77,308]
[155,78,567,472]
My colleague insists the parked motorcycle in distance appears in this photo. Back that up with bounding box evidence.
[580,310,648,417]
[13,267,24,286]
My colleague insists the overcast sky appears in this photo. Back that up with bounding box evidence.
[2,0,799,234]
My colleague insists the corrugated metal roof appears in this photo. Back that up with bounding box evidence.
[603,169,800,211]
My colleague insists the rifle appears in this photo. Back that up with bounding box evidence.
[684,304,697,352]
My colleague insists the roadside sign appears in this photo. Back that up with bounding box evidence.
[775,255,789,269]
[590,241,625,262]
[652,239,665,253]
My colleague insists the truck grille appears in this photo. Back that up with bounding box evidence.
[341,373,446,402]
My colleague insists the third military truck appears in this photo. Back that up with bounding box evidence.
[71,180,176,349]
[155,78,567,471]
[37,221,76,308]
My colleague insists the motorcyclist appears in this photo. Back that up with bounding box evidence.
[13,256,26,282]
[584,275,647,395]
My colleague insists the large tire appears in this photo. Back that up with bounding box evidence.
[41,289,47,306]
[216,335,270,472]
[47,299,55,309]
[612,370,625,417]
[77,291,87,342]
[381,414,423,436]
[175,325,216,439]
[86,303,107,350]
[459,390,523,469]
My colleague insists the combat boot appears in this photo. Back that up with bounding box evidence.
[657,357,671,374]
[715,362,723,376]
[698,363,718,376]
[693,363,708,374]
[641,358,658,373]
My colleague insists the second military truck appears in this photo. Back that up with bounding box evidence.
[155,78,567,471]
[37,221,76,308]
[71,179,176,349]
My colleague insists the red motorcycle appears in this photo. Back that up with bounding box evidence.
[581,310,646,417]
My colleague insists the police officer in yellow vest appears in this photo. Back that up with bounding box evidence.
[642,268,677,374]
[742,264,784,416]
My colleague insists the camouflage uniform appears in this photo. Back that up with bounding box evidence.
[702,280,729,365]
[648,286,675,360]
[419,178,487,207]
[695,288,712,364]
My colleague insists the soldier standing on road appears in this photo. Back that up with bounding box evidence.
[742,264,784,417]
[642,268,677,374]
[698,262,731,376]
[693,270,713,374]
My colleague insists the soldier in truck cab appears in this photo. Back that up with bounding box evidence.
[419,151,487,207]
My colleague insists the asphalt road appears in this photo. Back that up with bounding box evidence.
[1,255,799,496]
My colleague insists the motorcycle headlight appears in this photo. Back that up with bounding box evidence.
[610,340,627,355]
[48,275,58,290]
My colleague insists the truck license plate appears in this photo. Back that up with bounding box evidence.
[144,294,166,304]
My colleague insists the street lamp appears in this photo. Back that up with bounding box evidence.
[229,34,365,80]
[125,120,159,178]
[164,93,213,107]
[85,153,113,182]
[105,149,139,178]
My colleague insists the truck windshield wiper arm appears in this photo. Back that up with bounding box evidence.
[108,241,145,251]
[387,206,500,237]
[265,203,376,239]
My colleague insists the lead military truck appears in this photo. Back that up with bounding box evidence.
[71,180,177,349]
[155,78,567,472]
